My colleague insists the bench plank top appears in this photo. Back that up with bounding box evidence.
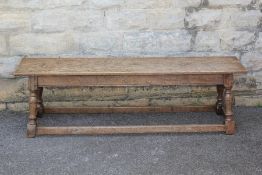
[14,57,247,76]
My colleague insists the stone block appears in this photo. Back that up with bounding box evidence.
[127,86,216,100]
[234,75,258,91]
[3,0,85,9]
[89,0,125,9]
[0,57,23,78]
[0,78,27,102]
[148,9,185,30]
[219,30,255,51]
[127,86,191,99]
[0,12,30,32]
[45,98,149,107]
[31,9,69,33]
[221,8,261,28]
[235,95,262,106]
[185,9,222,29]
[32,9,104,32]
[150,97,216,106]
[194,31,220,51]
[254,71,262,86]
[0,36,7,55]
[208,0,251,7]
[106,10,148,30]
[155,31,191,52]
[76,32,123,53]
[124,0,171,9]
[43,87,128,101]
[124,31,191,54]
[0,103,6,111]
[242,52,262,73]
[6,102,28,111]
[241,52,262,89]
[10,33,78,55]
[255,32,262,52]
[123,32,156,53]
[172,0,201,8]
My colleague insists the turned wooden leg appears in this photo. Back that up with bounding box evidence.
[224,75,235,135]
[216,85,224,115]
[28,89,37,138]
[37,87,44,117]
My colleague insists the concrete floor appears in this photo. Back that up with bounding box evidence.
[0,107,262,175]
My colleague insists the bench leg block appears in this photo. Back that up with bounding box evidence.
[27,123,37,138]
[225,120,235,135]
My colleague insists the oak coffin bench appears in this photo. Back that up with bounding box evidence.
[14,57,247,138]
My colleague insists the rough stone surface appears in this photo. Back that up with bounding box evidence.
[148,9,185,30]
[254,72,262,87]
[0,36,7,55]
[1,76,260,111]
[221,9,262,28]
[77,32,123,54]
[155,31,191,52]
[189,7,262,30]
[123,32,156,53]
[106,10,148,30]
[123,31,191,54]
[6,102,28,111]
[241,52,262,73]
[194,31,220,51]
[0,57,23,78]
[2,0,85,9]
[172,0,201,8]
[235,96,262,106]
[0,0,261,108]
[125,0,171,9]
[185,9,222,29]
[0,103,6,111]
[32,9,104,33]
[89,0,125,9]
[219,30,256,51]
[0,78,27,102]
[10,33,78,55]
[0,11,30,32]
[255,32,262,52]
[208,0,252,7]
[241,52,262,90]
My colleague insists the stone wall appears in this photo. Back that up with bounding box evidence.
[0,0,262,111]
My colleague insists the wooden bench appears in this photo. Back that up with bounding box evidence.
[14,57,247,137]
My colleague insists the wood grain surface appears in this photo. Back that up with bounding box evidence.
[36,124,226,135]
[14,57,247,76]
